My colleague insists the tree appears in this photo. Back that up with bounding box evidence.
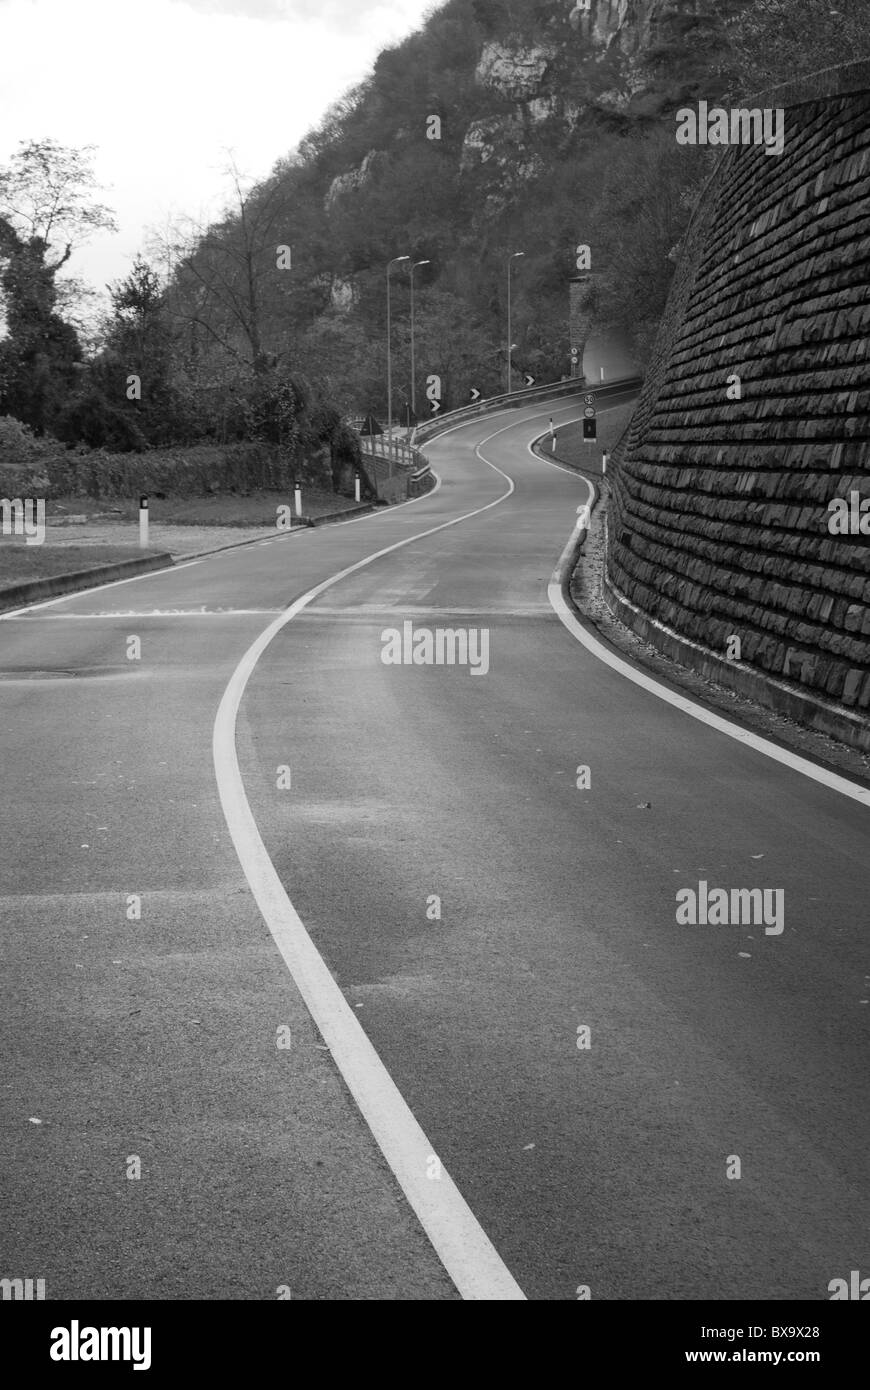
[0,138,116,270]
[0,140,116,433]
[0,222,84,433]
[100,256,182,442]
[54,256,181,450]
[399,286,499,411]
[585,128,710,364]
[162,158,293,380]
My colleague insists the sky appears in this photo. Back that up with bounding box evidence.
[0,0,435,308]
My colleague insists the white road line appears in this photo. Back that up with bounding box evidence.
[0,396,579,623]
[422,394,591,448]
[546,509,870,809]
[289,605,552,619]
[525,415,870,804]
[0,472,451,619]
[525,400,631,478]
[7,609,286,620]
[213,419,527,1301]
[332,471,443,524]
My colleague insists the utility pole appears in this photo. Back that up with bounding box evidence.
[410,259,430,421]
[507,251,524,393]
[386,255,410,472]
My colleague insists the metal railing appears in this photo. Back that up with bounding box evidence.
[411,374,643,444]
[358,433,426,471]
[346,373,643,496]
[354,432,432,500]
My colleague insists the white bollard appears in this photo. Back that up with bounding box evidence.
[294,484,302,517]
[602,451,608,476]
[138,495,149,549]
[600,366,605,382]
[354,472,361,503]
[551,434,557,453]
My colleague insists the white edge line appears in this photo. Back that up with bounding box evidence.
[0,475,450,620]
[213,417,528,1301]
[540,474,870,809]
[333,470,443,524]
[0,395,573,621]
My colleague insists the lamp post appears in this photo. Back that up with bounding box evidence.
[409,259,430,422]
[506,251,524,394]
[387,255,410,471]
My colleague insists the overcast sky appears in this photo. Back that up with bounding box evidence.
[0,0,434,303]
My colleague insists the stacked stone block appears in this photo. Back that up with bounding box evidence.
[608,76,870,717]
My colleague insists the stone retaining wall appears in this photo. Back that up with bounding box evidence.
[607,63,870,736]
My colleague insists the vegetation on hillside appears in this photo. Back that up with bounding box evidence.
[0,0,865,488]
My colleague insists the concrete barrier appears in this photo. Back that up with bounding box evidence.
[0,551,174,613]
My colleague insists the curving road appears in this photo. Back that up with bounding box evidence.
[1,389,867,1301]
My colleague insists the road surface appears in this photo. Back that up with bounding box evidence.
[1,389,867,1300]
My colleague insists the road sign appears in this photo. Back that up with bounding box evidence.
[469,387,481,402]
[570,348,580,362]
[524,373,535,387]
[584,394,594,405]
[583,417,597,440]
[583,405,596,418]
[430,398,441,414]
[400,405,417,427]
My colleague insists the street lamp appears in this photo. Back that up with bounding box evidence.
[506,251,524,394]
[387,254,410,470]
[409,259,430,422]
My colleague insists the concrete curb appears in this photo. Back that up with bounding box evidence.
[307,502,381,526]
[531,436,601,489]
[0,488,427,612]
[163,503,383,561]
[0,551,174,614]
[0,498,403,610]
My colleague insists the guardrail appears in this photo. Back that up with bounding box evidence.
[355,433,432,502]
[347,373,642,499]
[359,433,426,471]
[411,373,643,445]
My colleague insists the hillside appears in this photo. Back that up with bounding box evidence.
[3,2,865,452]
[168,0,757,418]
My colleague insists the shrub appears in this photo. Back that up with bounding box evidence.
[55,390,148,453]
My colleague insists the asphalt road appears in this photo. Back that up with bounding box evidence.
[1,390,867,1301]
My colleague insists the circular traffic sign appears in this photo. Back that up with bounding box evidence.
[584,394,594,404]
[583,405,596,418]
